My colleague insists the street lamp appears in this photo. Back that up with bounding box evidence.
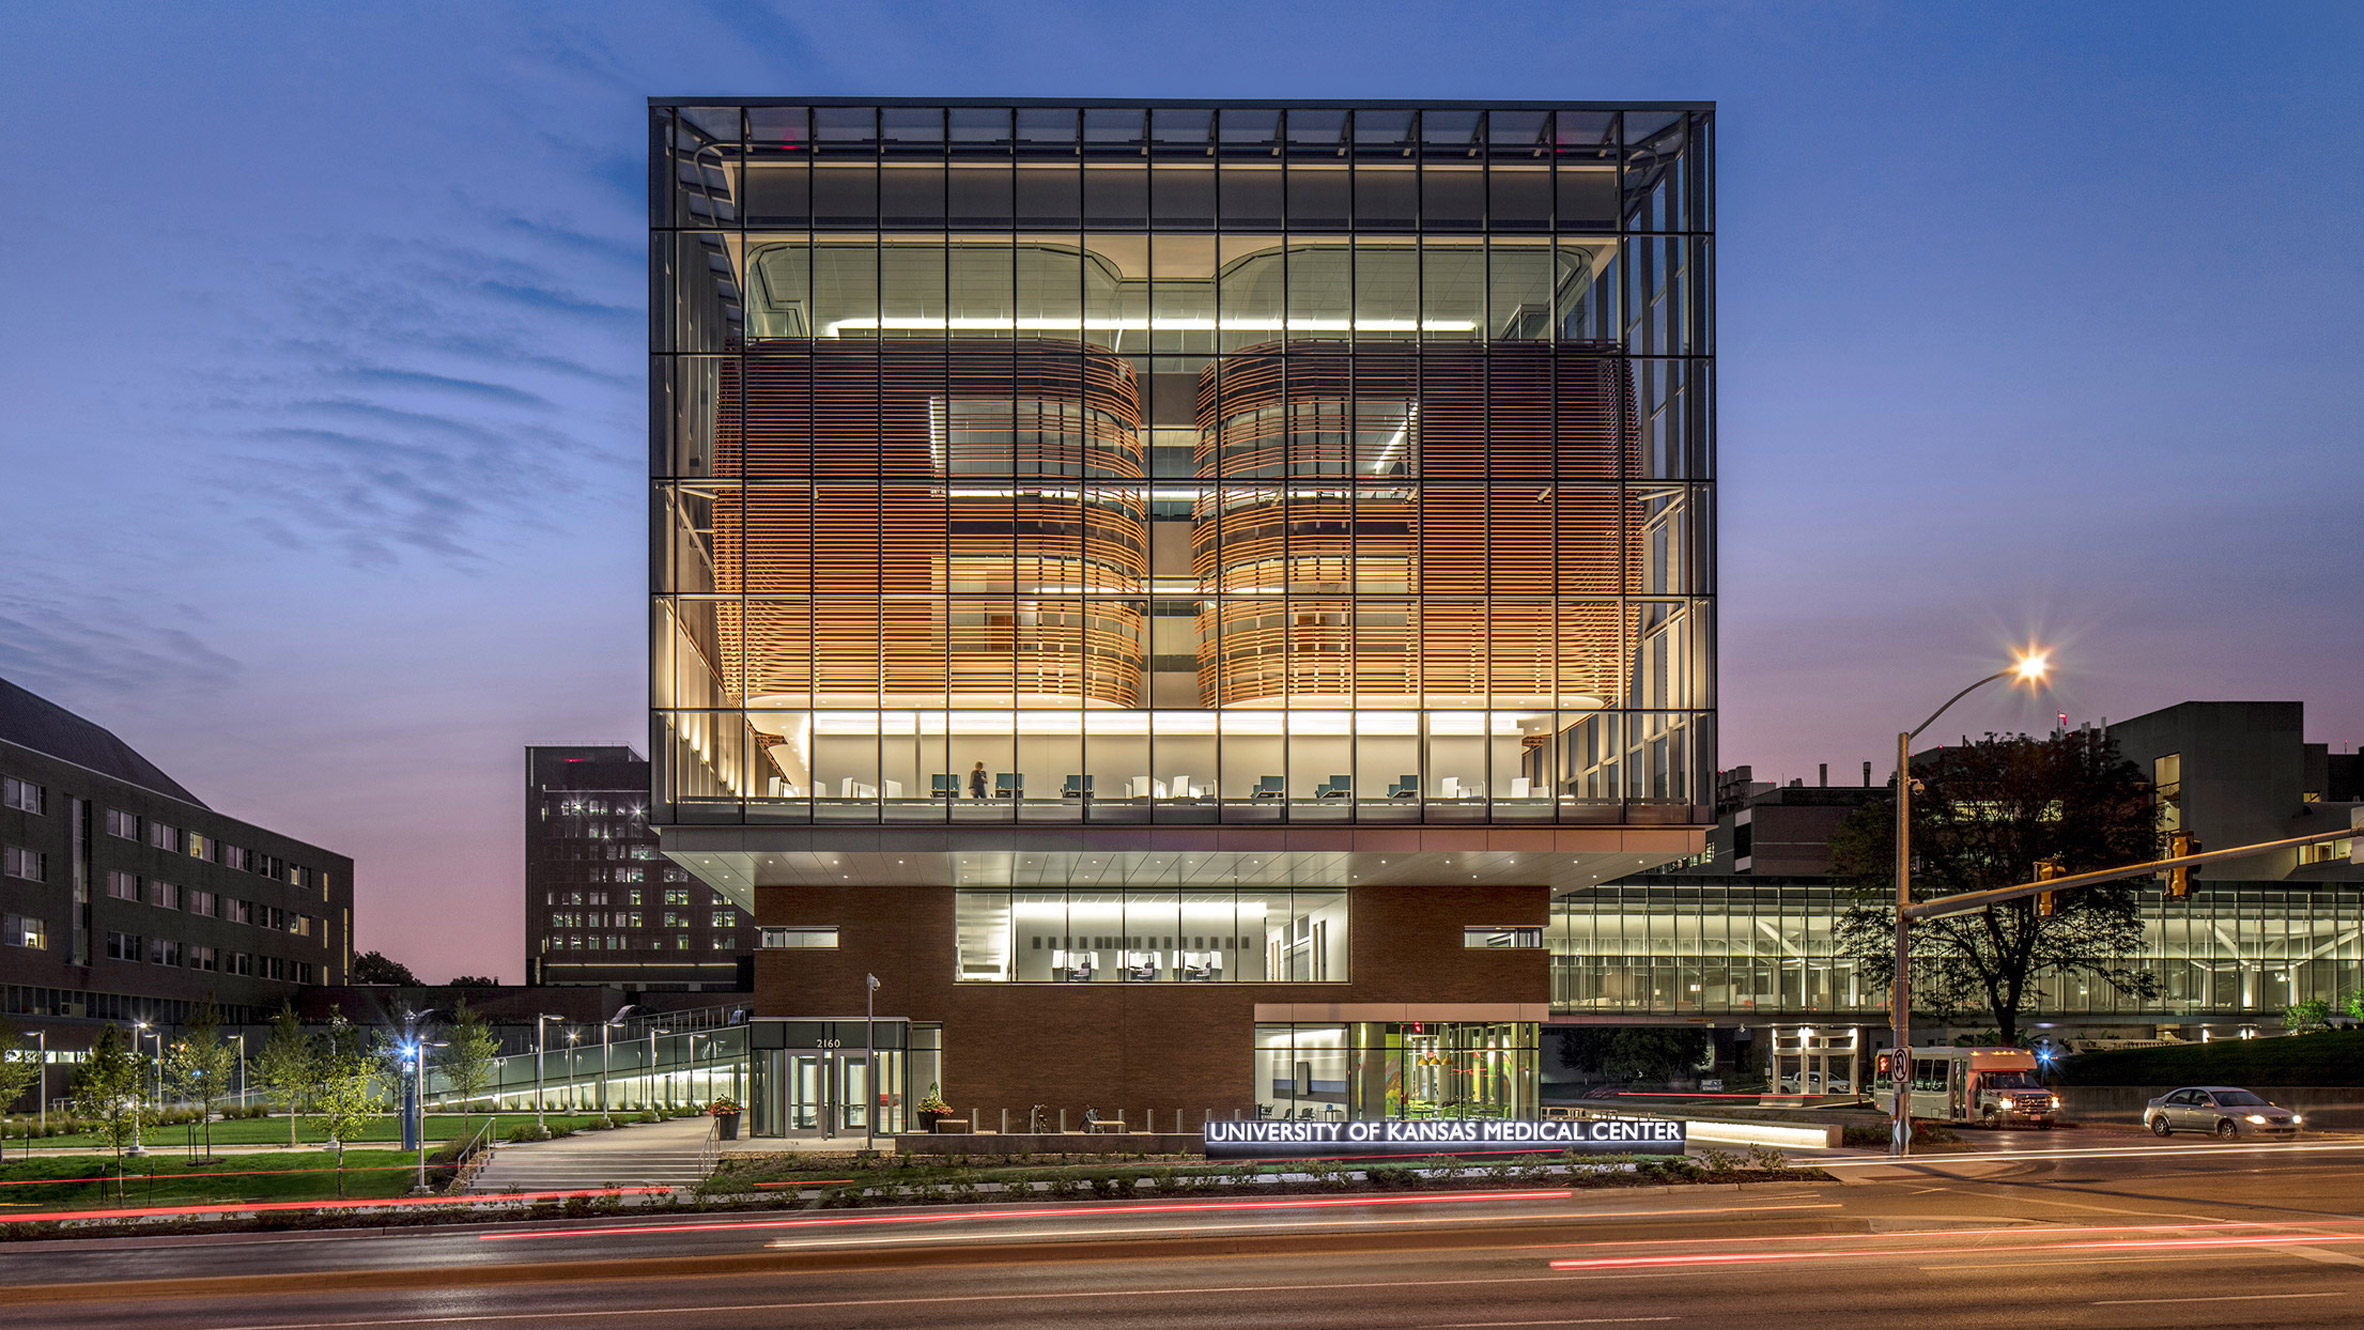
[1888,651,2049,1157]
[402,1039,446,1192]
[565,1030,582,1113]
[649,1026,671,1111]
[535,1015,563,1133]
[129,1020,158,1157]
[231,1033,246,1112]
[864,973,880,1153]
[19,1029,43,1159]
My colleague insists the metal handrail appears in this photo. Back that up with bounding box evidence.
[450,1118,498,1191]
[697,1115,721,1180]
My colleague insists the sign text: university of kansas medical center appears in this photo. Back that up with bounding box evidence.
[1203,1118,1685,1157]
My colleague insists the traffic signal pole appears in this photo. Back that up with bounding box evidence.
[1901,824,2358,923]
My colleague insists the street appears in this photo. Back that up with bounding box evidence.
[9,1135,2364,1328]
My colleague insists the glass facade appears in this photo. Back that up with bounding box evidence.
[650,102,1714,827]
[953,886,1347,982]
[1254,1020,1537,1121]
[1552,879,2364,1022]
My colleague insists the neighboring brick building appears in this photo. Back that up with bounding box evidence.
[0,676,352,1042]
[526,745,750,990]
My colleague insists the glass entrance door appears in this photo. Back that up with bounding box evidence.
[840,1055,869,1133]
[787,1054,829,1132]
[785,1052,873,1136]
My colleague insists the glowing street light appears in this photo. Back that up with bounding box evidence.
[1888,649,2050,1159]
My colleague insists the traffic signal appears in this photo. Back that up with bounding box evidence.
[2167,830,2198,899]
[2034,858,2064,917]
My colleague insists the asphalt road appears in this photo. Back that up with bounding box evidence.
[11,1134,2364,1329]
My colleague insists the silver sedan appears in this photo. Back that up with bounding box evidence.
[2143,1086,2302,1139]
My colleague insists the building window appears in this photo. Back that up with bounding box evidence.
[108,871,139,901]
[105,931,140,961]
[147,822,177,851]
[676,933,691,951]
[760,927,840,949]
[624,911,643,929]
[187,889,215,917]
[105,808,137,839]
[952,888,1348,983]
[1,776,44,814]
[2154,753,2182,833]
[149,937,183,967]
[228,898,253,924]
[147,879,179,910]
[662,911,688,928]
[2298,839,2354,867]
[189,945,217,972]
[1,846,43,882]
[710,911,735,929]
[1464,926,1544,949]
[664,888,690,906]
[2,913,46,949]
[228,952,253,976]
[1255,1020,1538,1122]
[712,934,737,950]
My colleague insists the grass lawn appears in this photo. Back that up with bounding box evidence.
[5,1112,679,1155]
[2054,1031,2364,1087]
[0,1150,448,1212]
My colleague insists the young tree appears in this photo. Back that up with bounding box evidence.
[306,1019,384,1198]
[163,1001,239,1160]
[253,1002,322,1147]
[1834,732,2162,1045]
[432,1000,500,1114]
[70,1025,152,1199]
[0,1014,40,1127]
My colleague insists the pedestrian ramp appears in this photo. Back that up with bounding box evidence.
[466,1116,715,1195]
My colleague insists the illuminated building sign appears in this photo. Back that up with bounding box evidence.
[1203,1117,1686,1159]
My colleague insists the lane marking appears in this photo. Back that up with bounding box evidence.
[2092,1291,2347,1306]
[1440,1320,1677,1327]
[1917,1256,2208,1270]
[1549,1232,2364,1271]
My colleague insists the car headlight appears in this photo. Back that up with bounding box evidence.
[2051,1096,2062,1108]
[2245,1114,2268,1124]
[2293,1114,2304,1124]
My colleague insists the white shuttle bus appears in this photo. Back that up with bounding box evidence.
[1873,1046,2062,1128]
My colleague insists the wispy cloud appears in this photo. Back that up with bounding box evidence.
[0,592,241,701]
[332,366,552,406]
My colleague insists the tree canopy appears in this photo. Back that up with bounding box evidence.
[350,950,422,986]
[1833,731,2161,1044]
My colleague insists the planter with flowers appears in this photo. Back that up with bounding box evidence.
[706,1097,743,1140]
[916,1083,956,1133]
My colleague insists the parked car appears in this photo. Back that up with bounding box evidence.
[2142,1086,2302,1139]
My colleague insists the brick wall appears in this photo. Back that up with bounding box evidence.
[753,881,1546,1115]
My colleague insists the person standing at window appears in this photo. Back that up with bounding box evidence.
[969,761,988,799]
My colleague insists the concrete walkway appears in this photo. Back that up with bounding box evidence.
[466,1117,716,1195]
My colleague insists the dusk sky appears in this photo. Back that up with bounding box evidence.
[3,2,2357,985]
